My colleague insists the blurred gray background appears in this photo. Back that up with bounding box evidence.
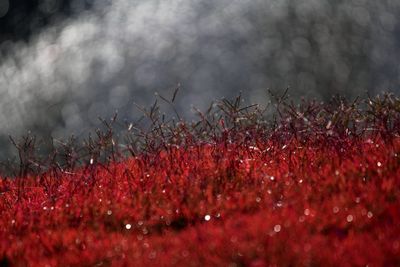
[0,0,399,158]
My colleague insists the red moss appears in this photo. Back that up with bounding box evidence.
[1,95,400,266]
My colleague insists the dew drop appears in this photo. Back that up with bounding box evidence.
[377,162,382,167]
[333,206,339,214]
[181,250,189,257]
[125,224,132,230]
[346,215,354,223]
[148,251,157,259]
[107,210,112,216]
[204,215,211,221]
[249,146,260,151]
[367,211,373,218]
[304,209,310,216]
[274,224,281,233]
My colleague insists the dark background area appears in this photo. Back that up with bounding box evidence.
[0,0,93,42]
[1,0,62,41]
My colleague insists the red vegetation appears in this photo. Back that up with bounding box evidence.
[1,95,400,266]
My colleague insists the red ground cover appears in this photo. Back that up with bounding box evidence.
[1,96,400,266]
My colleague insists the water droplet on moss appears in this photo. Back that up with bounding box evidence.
[346,215,354,223]
[333,206,339,213]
